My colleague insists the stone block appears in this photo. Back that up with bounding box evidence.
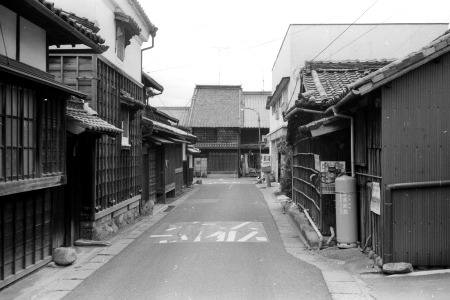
[53,247,77,266]
[382,262,413,274]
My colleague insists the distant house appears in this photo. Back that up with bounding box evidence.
[186,85,243,176]
[285,29,450,267]
[269,23,448,183]
[49,0,158,241]
[142,106,197,204]
[0,0,108,288]
[241,92,271,177]
[176,85,271,177]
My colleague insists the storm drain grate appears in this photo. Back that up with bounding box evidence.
[163,205,175,212]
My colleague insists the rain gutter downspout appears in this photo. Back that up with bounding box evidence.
[324,90,360,115]
[331,109,354,177]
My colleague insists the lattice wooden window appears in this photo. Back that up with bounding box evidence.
[0,83,37,181]
[41,97,64,175]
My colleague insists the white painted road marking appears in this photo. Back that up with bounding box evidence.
[231,222,251,230]
[227,231,237,242]
[238,231,258,242]
[151,235,173,238]
[150,222,269,243]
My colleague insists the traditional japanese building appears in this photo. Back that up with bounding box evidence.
[187,85,242,176]
[240,91,270,177]
[286,29,450,267]
[0,0,109,288]
[48,0,158,240]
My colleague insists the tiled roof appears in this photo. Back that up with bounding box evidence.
[343,29,450,98]
[242,92,271,128]
[144,118,197,141]
[154,107,190,127]
[66,97,122,136]
[5,0,109,53]
[120,90,145,110]
[129,0,158,37]
[188,85,242,128]
[142,72,164,92]
[298,60,392,109]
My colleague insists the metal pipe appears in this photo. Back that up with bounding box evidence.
[299,204,323,250]
[387,180,450,190]
[141,35,155,52]
[332,110,355,177]
[324,90,360,115]
[326,226,335,246]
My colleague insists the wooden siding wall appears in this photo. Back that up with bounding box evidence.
[208,151,239,173]
[381,53,450,266]
[164,144,183,194]
[354,102,383,256]
[0,186,65,289]
[95,58,142,214]
[48,54,143,217]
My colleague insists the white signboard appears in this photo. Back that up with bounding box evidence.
[371,182,381,215]
[320,161,345,194]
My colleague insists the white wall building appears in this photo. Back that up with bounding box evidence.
[268,23,448,182]
[50,0,156,82]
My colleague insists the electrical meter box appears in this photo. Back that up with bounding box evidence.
[320,161,345,194]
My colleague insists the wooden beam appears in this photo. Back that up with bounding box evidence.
[0,175,66,196]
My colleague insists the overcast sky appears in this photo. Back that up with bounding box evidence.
[141,0,450,107]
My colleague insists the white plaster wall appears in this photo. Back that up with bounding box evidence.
[0,5,17,60]
[51,0,151,82]
[20,18,46,71]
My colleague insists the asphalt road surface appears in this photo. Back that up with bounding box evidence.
[65,180,331,300]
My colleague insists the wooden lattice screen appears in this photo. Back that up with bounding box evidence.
[95,59,142,212]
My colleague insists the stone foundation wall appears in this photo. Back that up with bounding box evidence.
[81,197,154,240]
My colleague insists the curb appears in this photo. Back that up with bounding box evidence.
[257,184,374,300]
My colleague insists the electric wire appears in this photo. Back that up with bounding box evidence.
[310,0,378,62]
[322,10,402,60]
[0,22,9,63]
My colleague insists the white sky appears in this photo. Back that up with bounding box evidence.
[141,0,450,107]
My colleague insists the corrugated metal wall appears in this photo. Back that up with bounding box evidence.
[382,52,450,266]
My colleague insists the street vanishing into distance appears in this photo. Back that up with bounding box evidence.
[64,179,331,300]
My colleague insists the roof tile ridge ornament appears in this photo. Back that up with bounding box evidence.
[311,70,328,102]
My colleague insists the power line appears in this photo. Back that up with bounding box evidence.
[322,10,402,60]
[310,1,378,62]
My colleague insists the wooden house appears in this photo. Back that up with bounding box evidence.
[142,106,197,204]
[284,60,390,237]
[286,30,450,267]
[241,92,270,177]
[186,85,242,176]
[270,23,448,183]
[48,0,158,241]
[154,106,200,186]
[0,0,109,288]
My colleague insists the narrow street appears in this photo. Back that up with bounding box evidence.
[64,179,331,300]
